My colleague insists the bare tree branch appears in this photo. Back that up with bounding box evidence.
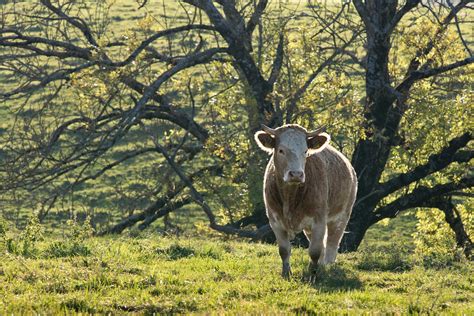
[246,0,269,36]
[403,0,471,78]
[102,24,216,68]
[267,33,284,87]
[40,0,99,47]
[372,176,474,223]
[137,196,193,230]
[101,165,220,234]
[389,0,421,32]
[118,47,227,130]
[397,56,474,92]
[285,30,360,123]
[377,131,473,198]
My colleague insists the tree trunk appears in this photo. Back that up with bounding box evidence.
[340,1,399,251]
[339,203,374,252]
[243,81,270,228]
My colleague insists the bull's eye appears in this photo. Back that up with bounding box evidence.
[278,149,284,154]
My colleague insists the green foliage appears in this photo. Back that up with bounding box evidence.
[413,204,473,268]
[66,215,94,243]
[44,216,94,258]
[0,0,471,273]
[4,213,44,257]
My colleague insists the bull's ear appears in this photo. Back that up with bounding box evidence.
[254,131,275,153]
[307,132,330,153]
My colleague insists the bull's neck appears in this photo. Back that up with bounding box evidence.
[275,175,305,212]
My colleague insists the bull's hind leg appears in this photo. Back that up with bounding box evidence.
[325,212,350,264]
[270,221,292,279]
[326,182,357,264]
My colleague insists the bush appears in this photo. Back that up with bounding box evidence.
[44,215,94,258]
[5,213,44,257]
[413,205,472,268]
[66,215,94,243]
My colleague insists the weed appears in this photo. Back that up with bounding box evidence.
[44,241,91,258]
[61,298,96,314]
[5,213,44,257]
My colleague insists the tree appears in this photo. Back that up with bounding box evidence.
[0,0,472,255]
[339,0,473,251]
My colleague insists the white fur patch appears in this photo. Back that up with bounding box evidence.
[254,131,274,154]
[279,129,307,154]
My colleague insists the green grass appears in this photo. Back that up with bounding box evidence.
[1,234,473,314]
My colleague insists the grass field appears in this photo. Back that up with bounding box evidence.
[1,216,473,314]
[1,1,473,314]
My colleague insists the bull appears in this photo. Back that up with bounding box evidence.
[254,124,357,278]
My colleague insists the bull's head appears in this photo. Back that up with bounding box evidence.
[254,124,330,184]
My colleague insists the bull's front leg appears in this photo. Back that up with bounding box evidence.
[308,215,328,271]
[270,221,292,279]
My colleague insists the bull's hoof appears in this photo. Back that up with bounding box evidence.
[281,265,292,279]
[308,262,319,273]
[306,262,328,283]
[307,273,318,284]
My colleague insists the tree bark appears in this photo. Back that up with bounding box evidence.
[244,81,270,227]
[339,203,374,252]
[342,0,399,250]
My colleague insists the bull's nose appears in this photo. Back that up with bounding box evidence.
[287,170,305,183]
[289,170,303,178]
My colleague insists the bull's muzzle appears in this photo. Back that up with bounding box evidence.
[285,170,305,183]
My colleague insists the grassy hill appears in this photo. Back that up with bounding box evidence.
[1,232,473,314]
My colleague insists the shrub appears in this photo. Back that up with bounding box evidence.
[5,213,44,257]
[44,215,94,258]
[67,215,94,243]
[413,205,472,268]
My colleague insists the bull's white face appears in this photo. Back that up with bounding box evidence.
[255,125,330,185]
[275,129,308,183]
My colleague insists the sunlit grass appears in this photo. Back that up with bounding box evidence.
[1,234,473,314]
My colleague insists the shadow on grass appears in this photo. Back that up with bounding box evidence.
[356,245,413,272]
[113,301,198,315]
[155,243,223,260]
[301,265,362,292]
[156,244,195,260]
